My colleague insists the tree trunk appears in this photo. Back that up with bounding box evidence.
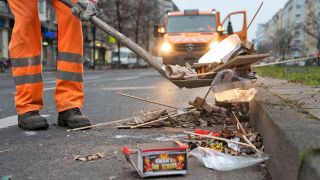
[135,16,140,67]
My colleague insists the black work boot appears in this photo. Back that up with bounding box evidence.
[58,108,91,129]
[18,111,49,130]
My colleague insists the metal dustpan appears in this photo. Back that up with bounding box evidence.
[171,54,269,89]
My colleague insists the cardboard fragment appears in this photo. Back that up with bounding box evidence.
[74,152,105,162]
[190,97,227,114]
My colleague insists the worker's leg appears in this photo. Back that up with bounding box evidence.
[8,0,48,130]
[52,0,91,128]
[52,0,84,112]
[8,0,43,114]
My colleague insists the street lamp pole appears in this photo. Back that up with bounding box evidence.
[92,26,96,70]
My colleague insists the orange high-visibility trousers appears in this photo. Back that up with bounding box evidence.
[8,0,84,115]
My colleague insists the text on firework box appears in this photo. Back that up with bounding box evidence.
[137,141,188,177]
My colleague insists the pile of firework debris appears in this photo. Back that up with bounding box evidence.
[117,96,228,129]
[113,92,265,156]
[67,80,268,178]
[115,92,268,177]
[67,32,269,179]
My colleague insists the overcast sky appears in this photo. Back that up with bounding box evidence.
[172,0,288,40]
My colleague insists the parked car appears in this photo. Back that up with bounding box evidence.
[112,47,137,68]
[137,58,149,68]
[84,57,94,69]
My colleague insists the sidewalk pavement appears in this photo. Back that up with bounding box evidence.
[258,77,320,119]
[250,76,320,180]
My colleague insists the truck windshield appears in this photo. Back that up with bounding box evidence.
[166,15,216,33]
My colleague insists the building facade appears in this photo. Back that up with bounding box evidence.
[157,0,179,24]
[0,0,12,59]
[255,24,265,48]
[256,0,320,60]
[39,0,58,70]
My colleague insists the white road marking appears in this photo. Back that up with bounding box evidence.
[44,76,103,84]
[46,80,56,84]
[101,86,156,91]
[24,131,37,136]
[43,87,55,91]
[0,115,50,129]
[116,76,140,81]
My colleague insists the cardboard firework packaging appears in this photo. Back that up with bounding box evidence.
[137,141,188,178]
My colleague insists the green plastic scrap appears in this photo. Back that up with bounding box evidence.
[1,175,12,180]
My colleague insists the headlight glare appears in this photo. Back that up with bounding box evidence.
[209,41,219,49]
[161,43,172,52]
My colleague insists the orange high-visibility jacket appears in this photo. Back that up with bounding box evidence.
[8,0,84,114]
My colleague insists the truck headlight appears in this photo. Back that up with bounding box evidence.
[209,41,219,49]
[161,43,172,53]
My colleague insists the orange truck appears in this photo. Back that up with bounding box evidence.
[155,9,247,66]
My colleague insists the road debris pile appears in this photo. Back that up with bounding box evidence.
[117,96,230,129]
[115,91,268,174]
[179,109,268,171]
[182,116,268,171]
[184,127,263,156]
[68,90,267,175]
[121,114,268,175]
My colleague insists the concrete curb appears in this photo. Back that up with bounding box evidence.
[249,87,320,180]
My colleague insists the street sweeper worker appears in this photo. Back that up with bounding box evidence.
[8,0,98,130]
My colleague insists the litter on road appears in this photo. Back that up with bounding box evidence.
[1,175,12,180]
[116,88,269,177]
[0,149,13,154]
[189,147,268,171]
[74,152,105,162]
[122,141,188,178]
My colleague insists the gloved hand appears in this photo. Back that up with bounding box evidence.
[72,0,98,21]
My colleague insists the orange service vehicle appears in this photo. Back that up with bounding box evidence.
[155,9,247,66]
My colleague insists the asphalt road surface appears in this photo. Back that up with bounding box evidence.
[0,69,268,180]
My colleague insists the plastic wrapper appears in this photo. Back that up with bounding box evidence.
[165,65,197,80]
[227,137,241,152]
[189,147,269,171]
[211,69,256,103]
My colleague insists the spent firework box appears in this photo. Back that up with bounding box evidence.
[137,141,188,178]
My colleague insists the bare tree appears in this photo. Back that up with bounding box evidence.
[132,0,160,53]
[98,0,160,67]
[256,42,271,54]
[265,27,296,61]
[305,0,320,65]
[305,0,319,42]
[99,0,135,66]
